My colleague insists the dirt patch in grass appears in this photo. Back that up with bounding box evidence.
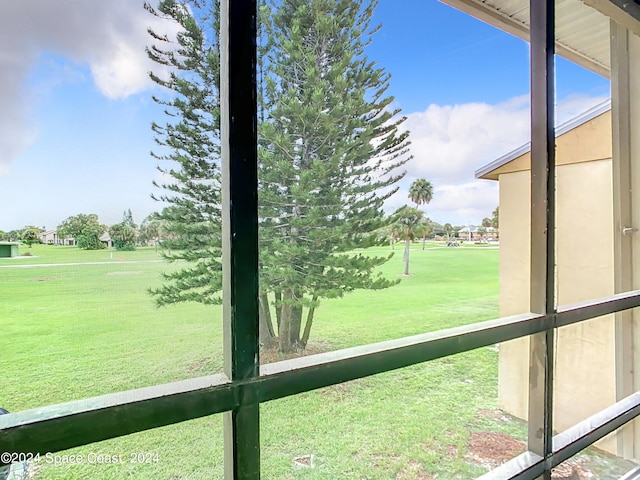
[445,443,459,457]
[466,432,594,479]
[29,276,58,282]
[292,454,314,468]
[465,431,525,469]
[551,461,594,479]
[259,339,331,364]
[395,460,433,480]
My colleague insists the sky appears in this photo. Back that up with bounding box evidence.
[0,0,610,232]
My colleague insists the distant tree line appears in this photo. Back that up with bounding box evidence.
[55,210,168,251]
[0,210,171,252]
[0,226,44,247]
[0,205,497,253]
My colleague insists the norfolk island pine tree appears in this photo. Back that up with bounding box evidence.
[146,0,412,353]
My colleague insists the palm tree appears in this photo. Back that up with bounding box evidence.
[388,224,401,250]
[392,206,425,275]
[491,206,499,229]
[491,206,499,239]
[444,223,453,241]
[419,217,433,250]
[408,178,434,249]
[408,178,434,209]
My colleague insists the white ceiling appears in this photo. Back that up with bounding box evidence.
[441,0,611,77]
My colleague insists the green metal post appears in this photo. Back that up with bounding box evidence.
[528,1,556,478]
[220,0,260,478]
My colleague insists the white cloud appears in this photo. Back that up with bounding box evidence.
[0,1,174,98]
[428,181,499,224]
[403,95,531,185]
[386,177,499,226]
[0,1,181,173]
[389,93,609,225]
[90,36,156,100]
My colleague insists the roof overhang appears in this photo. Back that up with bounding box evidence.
[475,99,612,180]
[440,0,640,78]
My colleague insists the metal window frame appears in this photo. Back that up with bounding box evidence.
[2,0,640,479]
[527,5,556,479]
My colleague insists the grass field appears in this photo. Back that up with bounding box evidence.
[0,242,518,479]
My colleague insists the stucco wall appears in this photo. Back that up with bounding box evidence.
[489,110,612,179]
[497,170,530,420]
[497,159,616,452]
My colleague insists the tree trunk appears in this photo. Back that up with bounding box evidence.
[278,288,302,353]
[274,290,282,332]
[289,303,302,348]
[300,296,318,348]
[278,289,303,353]
[279,302,292,354]
[259,292,275,349]
[422,236,426,250]
[404,239,410,275]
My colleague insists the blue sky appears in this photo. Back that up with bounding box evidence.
[0,0,609,232]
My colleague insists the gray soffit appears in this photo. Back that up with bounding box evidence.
[441,0,612,77]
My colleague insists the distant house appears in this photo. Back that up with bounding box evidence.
[476,99,616,452]
[40,230,57,244]
[457,226,498,242]
[457,226,480,241]
[99,232,112,248]
[39,230,75,246]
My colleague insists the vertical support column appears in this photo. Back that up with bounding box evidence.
[528,0,555,477]
[611,20,635,460]
[220,0,260,479]
[631,29,640,462]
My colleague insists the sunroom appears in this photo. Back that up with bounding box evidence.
[2,1,640,479]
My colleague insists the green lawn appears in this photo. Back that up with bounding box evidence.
[1,243,514,479]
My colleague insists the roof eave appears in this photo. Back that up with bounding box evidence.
[440,0,611,77]
[475,99,612,180]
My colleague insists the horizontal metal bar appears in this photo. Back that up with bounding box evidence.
[0,313,543,460]
[475,451,545,480]
[619,466,640,480]
[556,289,640,327]
[258,313,547,401]
[476,392,640,479]
[552,391,640,465]
[0,374,235,464]
[4,296,640,464]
